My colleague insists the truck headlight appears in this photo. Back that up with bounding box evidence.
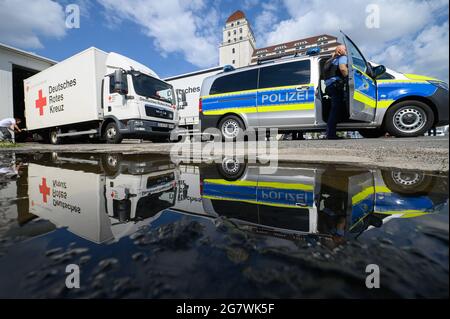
[134,120,144,126]
[428,80,449,91]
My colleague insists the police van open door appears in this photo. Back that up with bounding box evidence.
[341,32,377,122]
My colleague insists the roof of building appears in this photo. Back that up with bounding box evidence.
[251,41,339,62]
[0,42,57,64]
[252,34,338,57]
[226,10,246,23]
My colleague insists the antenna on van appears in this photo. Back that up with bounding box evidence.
[256,46,324,65]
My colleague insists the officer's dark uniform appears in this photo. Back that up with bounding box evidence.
[323,55,348,139]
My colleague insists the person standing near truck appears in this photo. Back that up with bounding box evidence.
[0,118,22,142]
[323,45,348,140]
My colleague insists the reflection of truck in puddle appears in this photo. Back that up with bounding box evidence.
[27,153,176,243]
[197,158,447,240]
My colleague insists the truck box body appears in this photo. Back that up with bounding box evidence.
[28,163,114,243]
[24,48,107,131]
[166,66,221,127]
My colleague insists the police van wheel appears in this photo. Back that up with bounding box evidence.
[381,170,434,195]
[104,122,123,144]
[385,101,434,137]
[219,115,245,141]
[217,157,246,181]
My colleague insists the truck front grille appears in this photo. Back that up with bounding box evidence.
[145,105,173,120]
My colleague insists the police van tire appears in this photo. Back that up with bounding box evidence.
[104,122,123,144]
[381,170,434,195]
[358,128,385,138]
[219,115,245,141]
[384,101,434,137]
[217,157,246,181]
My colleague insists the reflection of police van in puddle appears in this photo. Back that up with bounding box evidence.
[197,158,447,238]
[199,32,449,140]
[26,153,177,243]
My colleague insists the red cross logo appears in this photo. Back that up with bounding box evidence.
[39,177,51,203]
[35,89,47,116]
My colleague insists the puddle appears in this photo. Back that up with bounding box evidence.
[0,152,448,298]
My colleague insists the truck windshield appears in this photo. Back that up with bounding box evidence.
[132,73,175,105]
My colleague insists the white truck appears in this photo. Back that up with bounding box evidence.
[165,66,222,132]
[27,153,177,243]
[24,47,186,144]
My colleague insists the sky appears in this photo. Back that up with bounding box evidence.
[0,0,448,81]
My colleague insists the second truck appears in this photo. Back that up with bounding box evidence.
[24,47,186,144]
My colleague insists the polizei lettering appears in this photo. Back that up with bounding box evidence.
[261,90,309,104]
[48,78,77,114]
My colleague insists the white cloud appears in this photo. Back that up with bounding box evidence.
[98,0,221,68]
[258,0,449,81]
[0,0,66,49]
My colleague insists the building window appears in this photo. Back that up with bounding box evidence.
[239,36,243,40]
[231,23,234,27]
[240,28,242,33]
[228,39,231,43]
[237,21,240,25]
[232,60,235,64]
[232,48,235,54]
[228,31,230,36]
[234,38,236,41]
[233,30,236,35]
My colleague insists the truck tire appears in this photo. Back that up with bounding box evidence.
[49,129,62,145]
[218,115,245,141]
[381,170,434,195]
[104,122,123,144]
[384,101,434,137]
[358,128,385,138]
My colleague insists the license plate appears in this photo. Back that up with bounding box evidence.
[158,123,169,128]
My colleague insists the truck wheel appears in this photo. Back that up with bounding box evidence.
[218,115,245,141]
[49,130,61,145]
[381,170,434,195]
[384,101,434,137]
[358,128,385,138]
[104,122,123,144]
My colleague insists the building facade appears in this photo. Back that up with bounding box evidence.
[219,10,256,68]
[219,11,339,68]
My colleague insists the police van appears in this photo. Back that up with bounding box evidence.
[199,33,449,139]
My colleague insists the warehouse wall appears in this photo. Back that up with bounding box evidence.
[0,46,54,120]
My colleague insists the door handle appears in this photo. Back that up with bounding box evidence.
[296,85,309,91]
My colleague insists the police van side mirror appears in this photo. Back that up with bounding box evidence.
[373,65,386,79]
[113,69,128,95]
[177,89,187,109]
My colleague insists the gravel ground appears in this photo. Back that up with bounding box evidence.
[0,136,448,172]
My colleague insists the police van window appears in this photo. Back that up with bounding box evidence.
[209,69,258,95]
[346,39,367,72]
[258,60,311,89]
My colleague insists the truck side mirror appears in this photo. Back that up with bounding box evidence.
[176,89,187,109]
[113,69,127,95]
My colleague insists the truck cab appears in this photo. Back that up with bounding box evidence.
[199,33,448,139]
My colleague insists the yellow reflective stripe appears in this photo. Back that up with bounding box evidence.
[377,100,394,109]
[201,84,315,99]
[377,79,428,84]
[352,186,392,205]
[353,90,376,108]
[202,103,315,115]
[258,103,315,112]
[404,74,437,81]
[374,210,429,217]
[203,106,257,115]
[203,195,312,209]
[204,179,314,191]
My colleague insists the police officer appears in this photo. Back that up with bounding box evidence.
[323,45,348,140]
